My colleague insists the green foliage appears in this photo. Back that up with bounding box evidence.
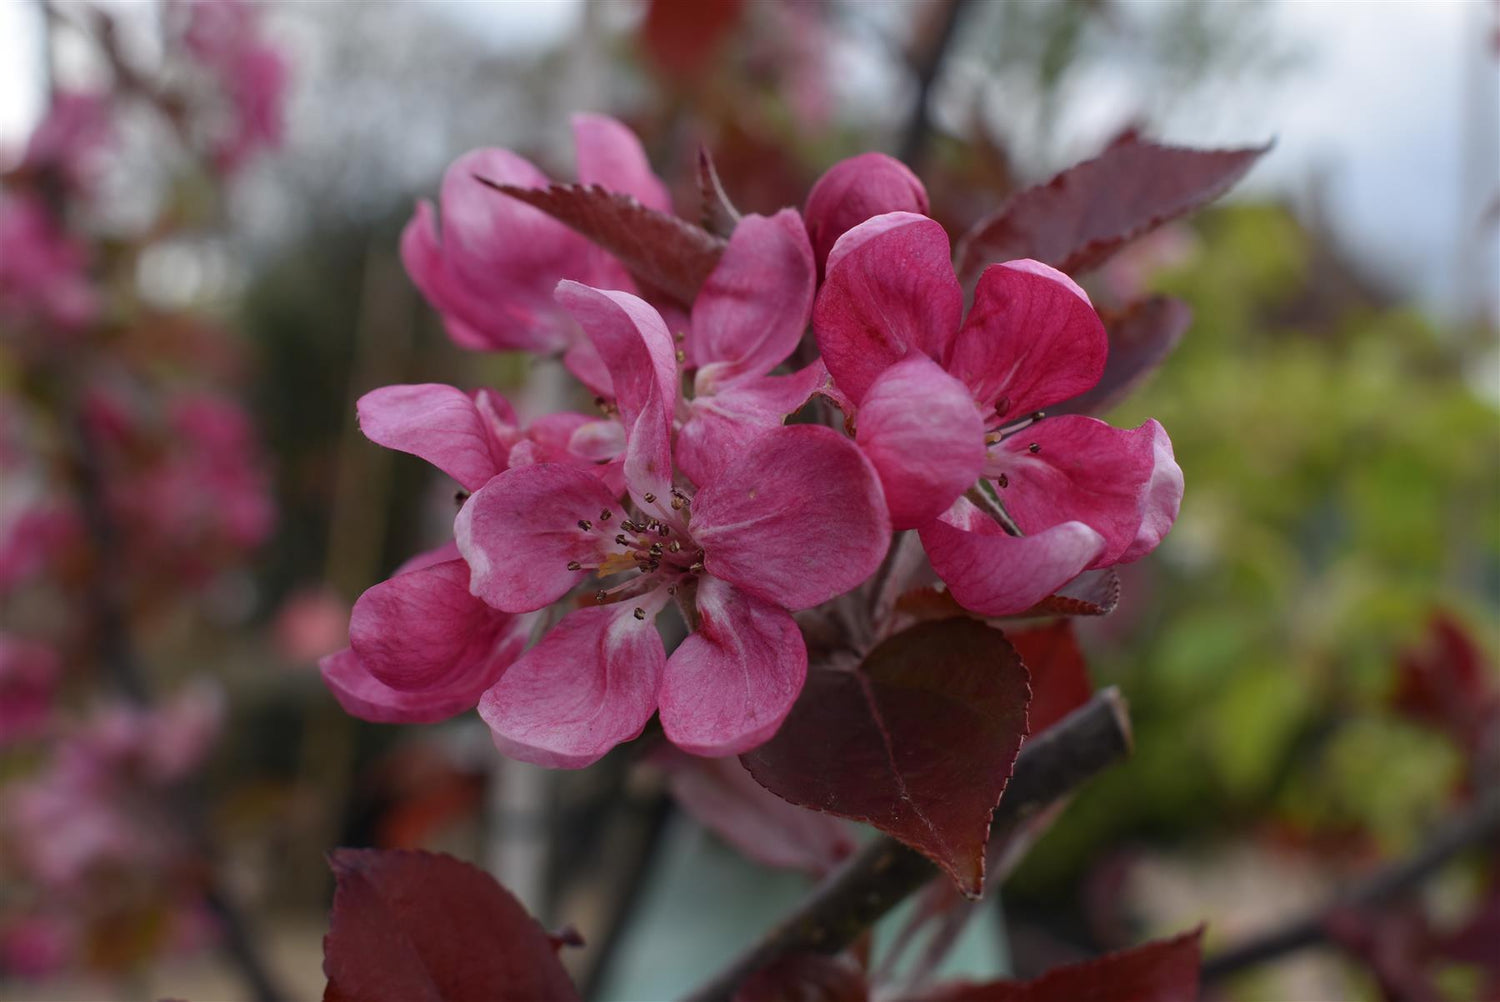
[1012,204,1500,894]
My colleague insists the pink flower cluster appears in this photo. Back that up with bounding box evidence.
[323,116,1183,768]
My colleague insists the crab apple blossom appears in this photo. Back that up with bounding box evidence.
[400,113,673,385]
[454,281,890,767]
[803,151,930,275]
[814,211,1183,615]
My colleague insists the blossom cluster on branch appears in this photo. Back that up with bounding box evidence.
[322,115,1184,769]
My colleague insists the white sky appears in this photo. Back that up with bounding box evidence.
[2,0,1495,319]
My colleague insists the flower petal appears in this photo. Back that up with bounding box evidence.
[479,602,665,769]
[554,282,677,507]
[918,497,1105,616]
[948,260,1107,421]
[812,212,963,404]
[855,356,986,530]
[455,464,621,613]
[356,384,503,491]
[571,113,672,213]
[687,210,815,381]
[347,557,523,693]
[321,635,522,725]
[693,425,890,610]
[400,201,508,352]
[661,577,806,756]
[993,416,1182,566]
[676,363,824,487]
[804,152,930,276]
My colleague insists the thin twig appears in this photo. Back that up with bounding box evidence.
[1201,788,1500,983]
[898,0,973,169]
[679,689,1133,1002]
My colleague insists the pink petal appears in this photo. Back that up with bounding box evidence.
[347,557,523,693]
[993,416,1182,566]
[660,577,806,756]
[948,260,1107,422]
[554,282,678,507]
[321,643,516,725]
[455,464,621,613]
[399,202,503,352]
[804,152,930,275]
[812,212,963,404]
[479,602,665,769]
[676,363,824,487]
[918,497,1105,616]
[356,384,504,491]
[855,356,986,530]
[687,210,815,382]
[692,425,890,610]
[571,113,673,213]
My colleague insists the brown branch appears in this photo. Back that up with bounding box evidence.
[679,689,1134,1002]
[1202,787,1500,984]
[898,0,973,169]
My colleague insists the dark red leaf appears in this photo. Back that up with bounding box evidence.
[640,0,746,81]
[1392,612,1500,752]
[1053,297,1192,416]
[479,180,727,306]
[906,928,1203,1002]
[954,138,1269,282]
[322,848,581,1002]
[1007,621,1093,736]
[743,619,1031,896]
[735,952,870,1002]
[661,751,856,877]
[697,147,742,238]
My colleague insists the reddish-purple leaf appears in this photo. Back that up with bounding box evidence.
[905,928,1203,1002]
[735,952,870,1002]
[954,138,1269,282]
[1392,611,1500,752]
[662,751,856,877]
[742,618,1031,896]
[322,848,581,1002]
[1007,621,1093,736]
[480,180,727,306]
[1053,297,1192,416]
[697,147,742,238]
[640,0,746,81]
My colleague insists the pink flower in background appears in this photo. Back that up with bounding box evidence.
[16,90,114,196]
[0,915,75,980]
[0,194,98,333]
[454,282,889,767]
[400,114,673,385]
[814,212,1183,615]
[272,587,353,663]
[177,0,288,174]
[320,545,533,725]
[675,209,823,485]
[0,636,61,745]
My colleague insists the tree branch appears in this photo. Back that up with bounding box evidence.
[1201,788,1500,983]
[898,0,973,169]
[680,689,1133,1002]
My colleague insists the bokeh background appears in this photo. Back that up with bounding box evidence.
[1,1,1496,1000]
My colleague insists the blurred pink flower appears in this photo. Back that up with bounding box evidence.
[0,915,75,980]
[0,636,61,745]
[273,586,353,663]
[0,193,98,332]
[176,0,288,174]
[16,90,114,195]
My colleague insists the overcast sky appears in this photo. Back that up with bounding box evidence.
[2,0,1495,322]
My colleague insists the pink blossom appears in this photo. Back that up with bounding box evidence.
[814,212,1183,615]
[0,915,75,980]
[0,193,98,332]
[356,383,624,494]
[319,544,533,724]
[400,114,672,382]
[454,282,890,767]
[176,0,287,174]
[0,636,61,745]
[272,586,353,663]
[803,152,929,276]
[16,90,114,195]
[675,209,824,485]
